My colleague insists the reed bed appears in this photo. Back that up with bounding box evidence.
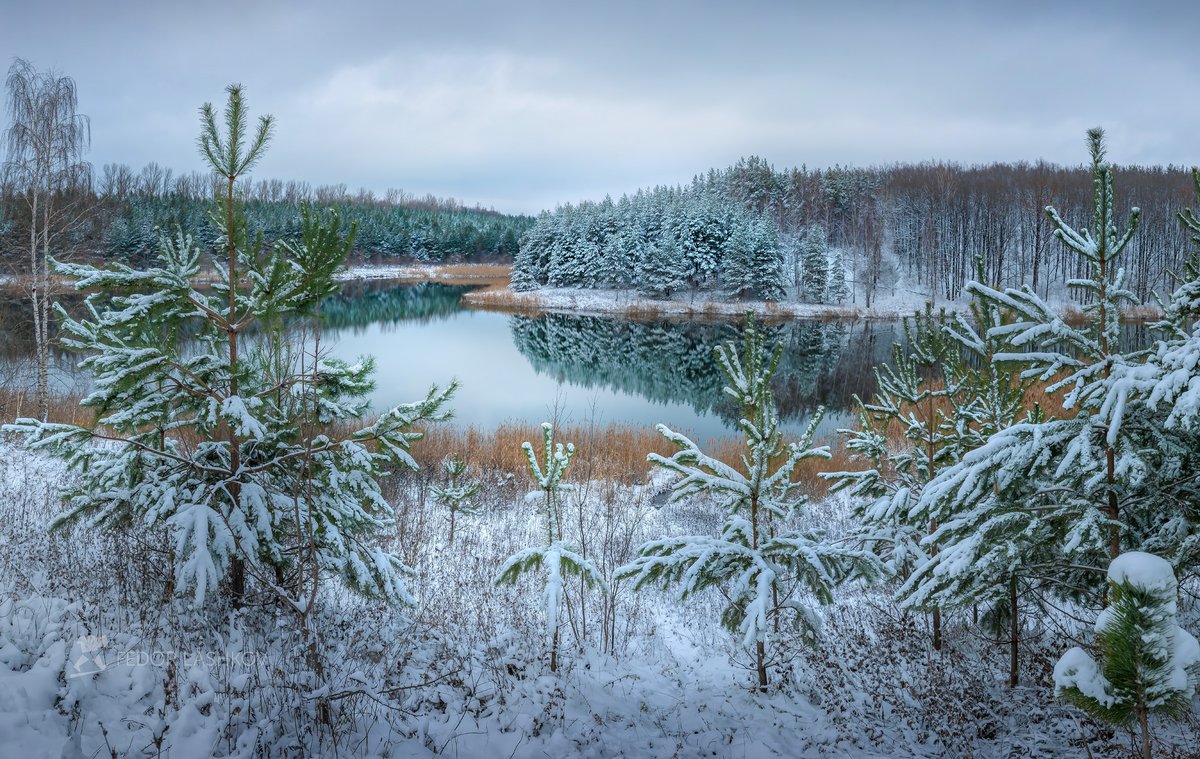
[458,286,545,313]
[426,262,511,281]
[1,386,856,498]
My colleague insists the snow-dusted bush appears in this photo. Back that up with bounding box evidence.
[431,453,482,545]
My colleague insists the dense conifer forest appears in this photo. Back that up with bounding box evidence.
[513,157,1197,305]
[0,165,532,265]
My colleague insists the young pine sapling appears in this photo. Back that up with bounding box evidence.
[431,453,482,545]
[620,318,884,689]
[1054,552,1199,759]
[495,423,606,673]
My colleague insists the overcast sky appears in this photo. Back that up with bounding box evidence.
[2,0,1196,214]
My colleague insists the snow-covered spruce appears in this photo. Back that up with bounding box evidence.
[511,182,801,302]
[1053,551,1200,759]
[619,318,884,689]
[494,423,605,672]
[3,86,456,613]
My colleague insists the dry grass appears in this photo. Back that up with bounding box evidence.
[413,421,671,485]
[621,302,666,319]
[1124,303,1163,322]
[421,263,511,283]
[414,420,853,498]
[1058,305,1087,326]
[0,389,849,499]
[0,387,97,428]
[460,287,548,314]
[0,366,1077,503]
[1058,303,1162,325]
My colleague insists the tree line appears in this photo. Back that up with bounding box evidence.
[512,155,1197,307]
[1,164,532,265]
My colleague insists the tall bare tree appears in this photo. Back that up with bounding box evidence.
[3,57,91,419]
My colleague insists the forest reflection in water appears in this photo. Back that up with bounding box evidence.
[312,282,905,441]
[509,313,895,431]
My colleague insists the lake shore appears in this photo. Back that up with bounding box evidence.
[338,262,511,284]
[334,263,945,319]
[339,264,1166,323]
[461,285,934,320]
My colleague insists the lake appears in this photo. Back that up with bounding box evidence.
[1,279,908,442]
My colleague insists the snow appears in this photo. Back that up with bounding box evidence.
[465,285,943,320]
[1053,647,1114,708]
[1107,550,1178,596]
[1177,627,1200,678]
[335,263,506,282]
[0,442,1195,757]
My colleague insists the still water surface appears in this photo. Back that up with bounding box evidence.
[306,281,896,441]
[1,280,911,441]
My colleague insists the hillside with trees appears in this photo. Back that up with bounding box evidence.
[1,159,532,267]
[512,156,1197,308]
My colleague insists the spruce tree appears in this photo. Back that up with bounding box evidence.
[637,237,689,298]
[620,318,884,688]
[800,224,829,303]
[1054,552,1199,759]
[825,247,849,304]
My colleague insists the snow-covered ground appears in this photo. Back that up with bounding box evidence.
[463,286,939,320]
[336,264,509,282]
[0,442,1195,757]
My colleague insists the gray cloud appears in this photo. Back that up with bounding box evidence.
[2,0,1196,213]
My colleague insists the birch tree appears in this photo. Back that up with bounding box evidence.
[3,58,91,419]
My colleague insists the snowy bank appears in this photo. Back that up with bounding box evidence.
[1,441,1193,757]
[463,285,954,320]
[336,263,510,283]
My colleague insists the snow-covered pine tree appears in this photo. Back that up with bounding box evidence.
[638,236,689,298]
[722,213,785,302]
[6,85,456,613]
[1095,166,1200,571]
[509,214,545,291]
[911,130,1156,609]
[678,189,724,289]
[825,304,960,650]
[800,224,829,303]
[592,195,624,288]
[495,423,606,672]
[899,274,1049,685]
[1053,552,1199,759]
[750,214,787,301]
[431,453,482,545]
[619,318,884,688]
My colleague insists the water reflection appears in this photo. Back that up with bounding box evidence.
[508,314,892,427]
[319,281,467,331]
[1,280,1054,441]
